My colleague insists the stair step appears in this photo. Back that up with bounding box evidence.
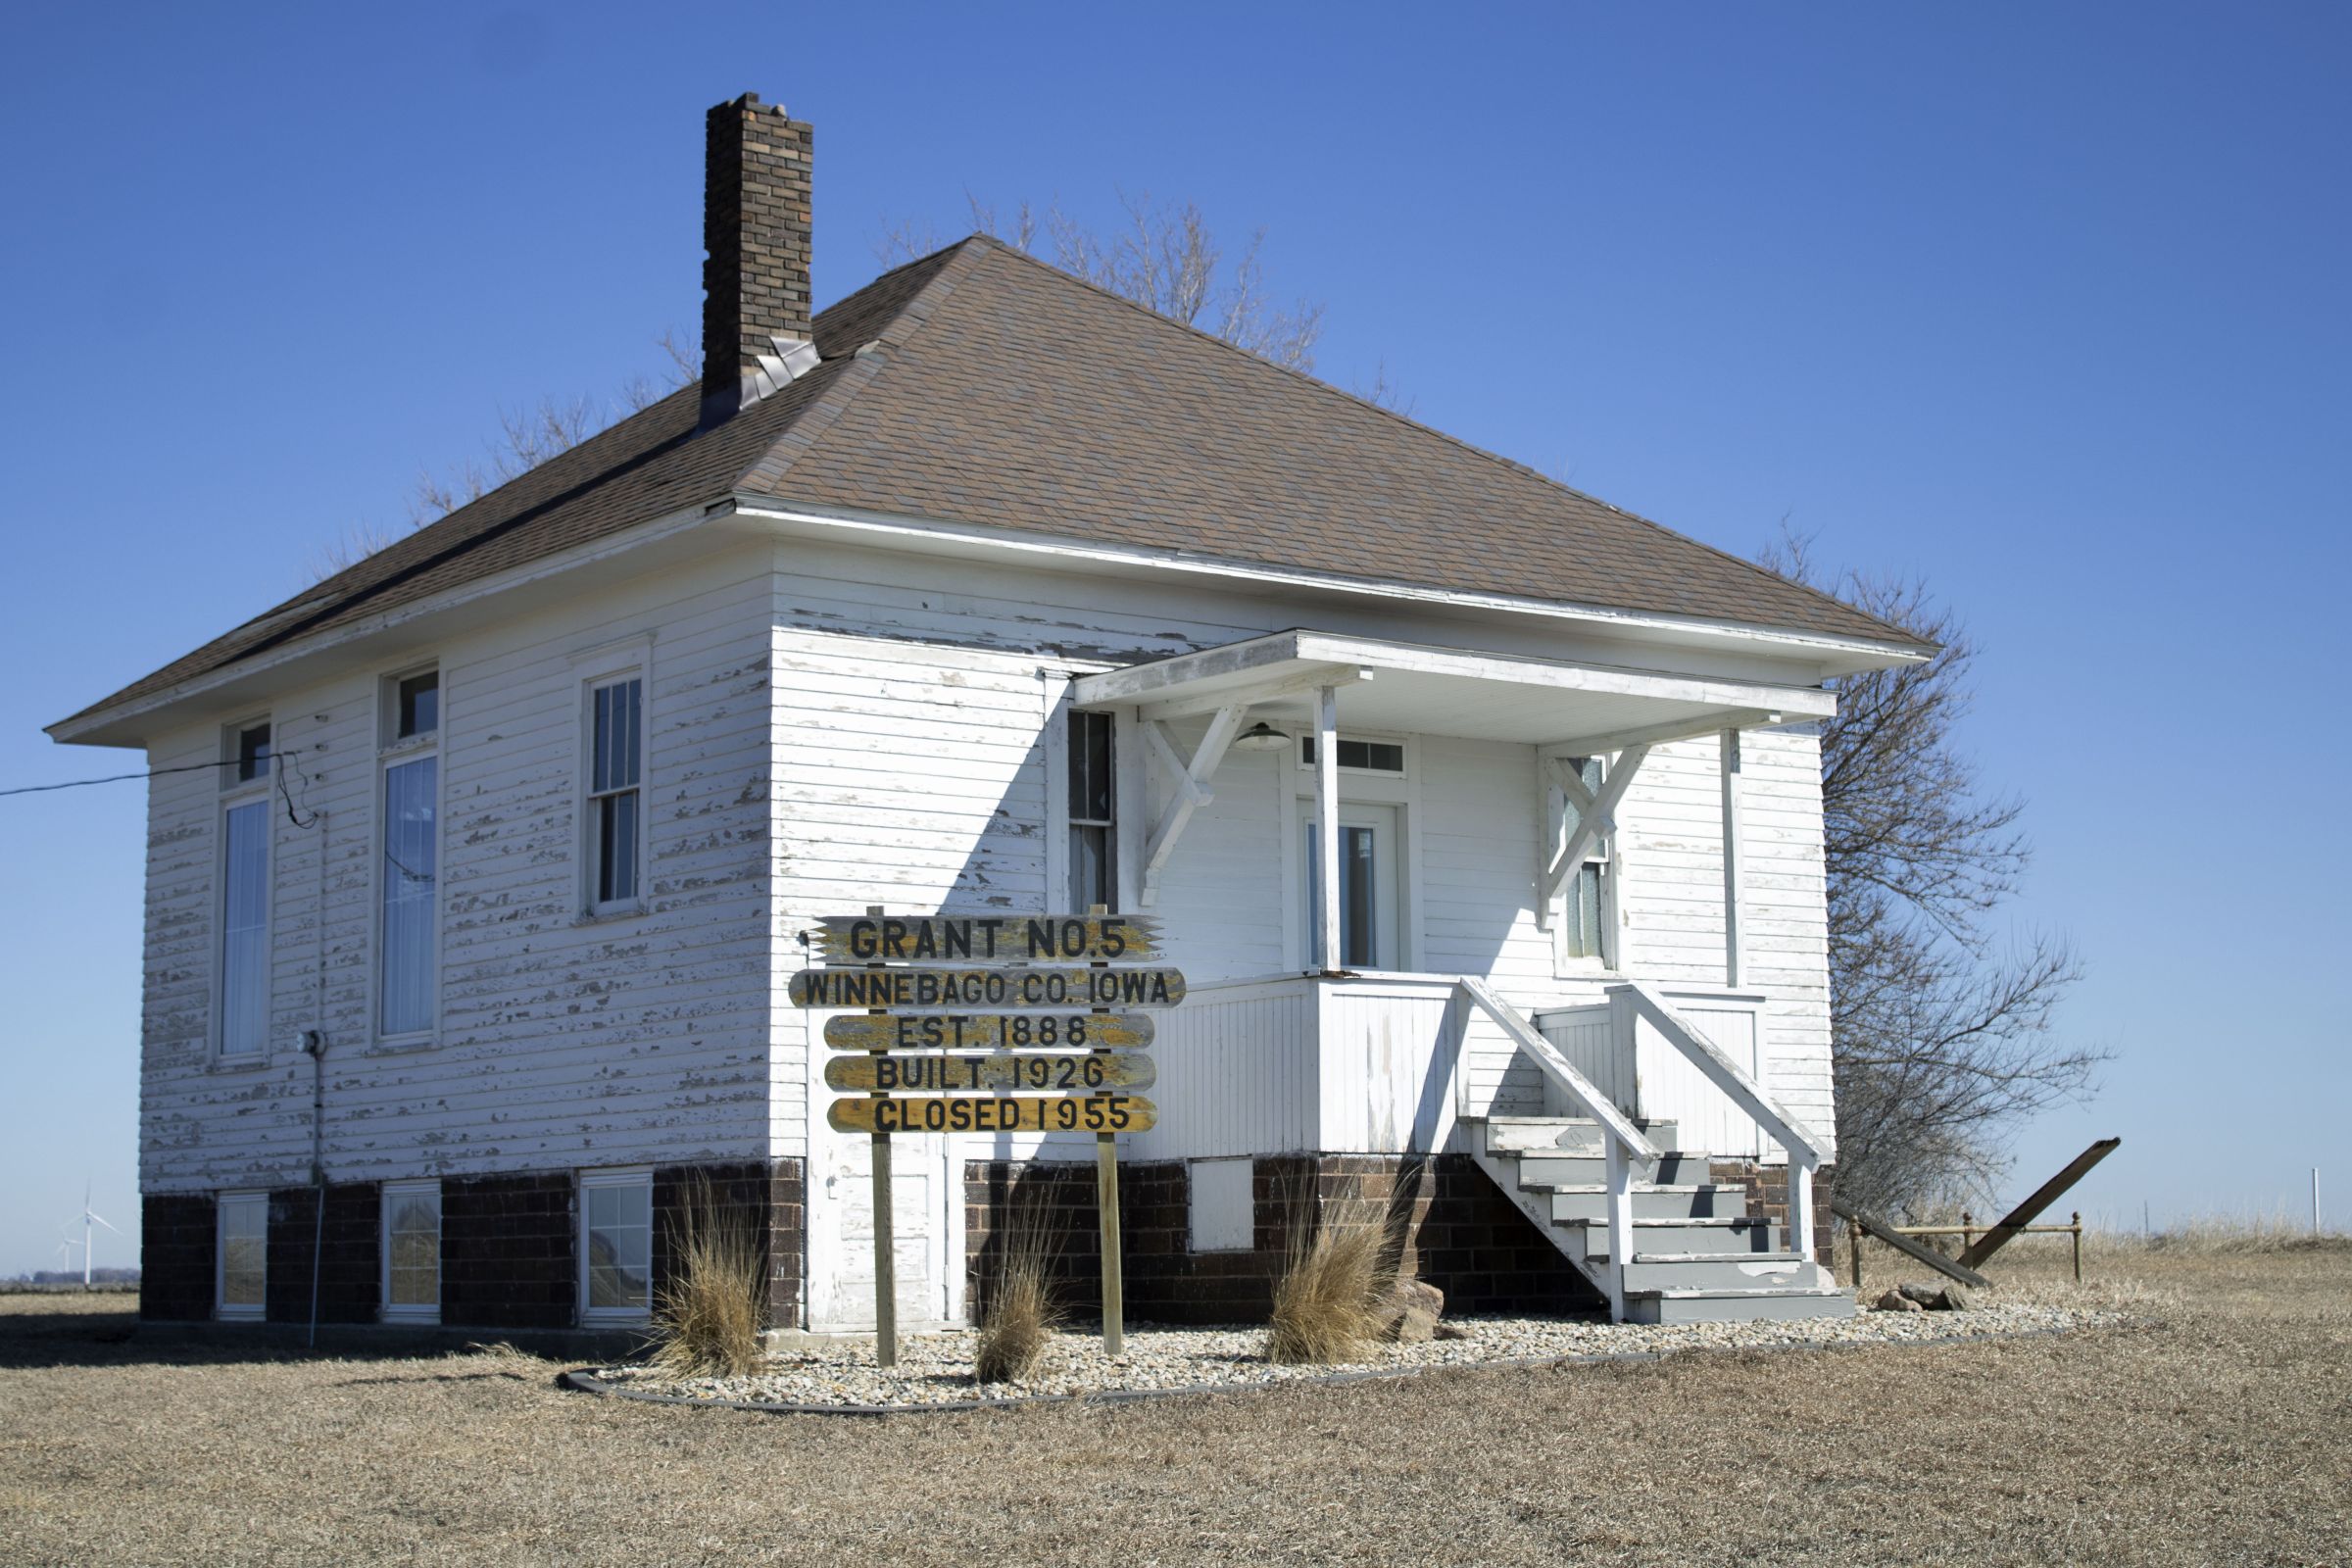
[1474,1115,1682,1153]
[1535,1182,1750,1223]
[1555,1215,1784,1260]
[1624,1286,1857,1326]
[1518,1152,1712,1186]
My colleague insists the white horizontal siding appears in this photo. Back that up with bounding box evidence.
[138,549,778,1192]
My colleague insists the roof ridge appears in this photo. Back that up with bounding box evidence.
[967,239,1919,649]
[728,238,989,497]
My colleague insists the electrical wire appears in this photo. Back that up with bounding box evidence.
[0,759,249,798]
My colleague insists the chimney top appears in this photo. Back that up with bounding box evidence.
[701,93,816,427]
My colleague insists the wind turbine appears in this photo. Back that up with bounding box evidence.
[67,1183,122,1288]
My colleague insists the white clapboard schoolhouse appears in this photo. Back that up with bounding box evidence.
[48,94,1933,1335]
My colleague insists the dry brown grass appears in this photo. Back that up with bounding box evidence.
[643,1179,764,1378]
[974,1259,1060,1385]
[1265,1189,1395,1365]
[4,1246,2349,1566]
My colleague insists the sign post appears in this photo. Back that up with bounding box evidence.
[863,905,896,1369]
[794,910,1176,1367]
[1090,903,1123,1356]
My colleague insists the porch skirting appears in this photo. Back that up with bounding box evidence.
[966,1154,1605,1325]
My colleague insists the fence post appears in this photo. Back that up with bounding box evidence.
[2072,1211,2082,1284]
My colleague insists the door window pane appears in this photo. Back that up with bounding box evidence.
[381,756,438,1035]
[584,1180,652,1312]
[220,801,270,1054]
[1305,821,1379,969]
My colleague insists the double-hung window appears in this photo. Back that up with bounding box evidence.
[381,1180,441,1323]
[379,669,440,1039]
[218,1192,267,1320]
[587,676,643,911]
[219,720,272,1056]
[1067,710,1116,910]
[1556,755,1611,964]
[579,1169,653,1322]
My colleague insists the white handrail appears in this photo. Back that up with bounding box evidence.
[1619,979,1825,1261]
[1458,977,1653,1321]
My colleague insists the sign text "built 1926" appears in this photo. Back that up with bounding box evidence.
[789,967,1186,1010]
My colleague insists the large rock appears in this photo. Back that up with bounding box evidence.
[1897,1281,1971,1311]
[1873,1288,1926,1313]
[1381,1279,1446,1343]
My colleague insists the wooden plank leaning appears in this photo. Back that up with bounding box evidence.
[1832,1197,1992,1290]
[1956,1139,2122,1271]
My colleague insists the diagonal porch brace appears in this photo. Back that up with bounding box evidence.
[1540,743,1651,913]
[1139,705,1246,906]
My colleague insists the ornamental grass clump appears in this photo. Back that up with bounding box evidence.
[646,1178,765,1379]
[1266,1188,1396,1366]
[974,1190,1065,1385]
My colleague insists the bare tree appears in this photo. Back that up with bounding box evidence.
[304,520,406,584]
[881,191,1332,376]
[1764,533,2101,1215]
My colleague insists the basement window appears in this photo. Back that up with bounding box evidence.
[381,1180,441,1324]
[218,1193,267,1321]
[579,1169,653,1322]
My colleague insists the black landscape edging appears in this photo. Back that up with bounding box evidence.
[557,1314,2132,1418]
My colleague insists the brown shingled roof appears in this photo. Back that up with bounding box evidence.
[59,235,1921,732]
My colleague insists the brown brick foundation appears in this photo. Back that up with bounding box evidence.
[966,1154,1603,1326]
[266,1183,382,1325]
[652,1157,806,1330]
[1711,1159,1838,1263]
[139,1194,216,1322]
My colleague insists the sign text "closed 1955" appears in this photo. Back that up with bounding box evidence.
[811,914,1158,965]
[824,1052,1155,1094]
[789,967,1186,1010]
[826,1095,1157,1135]
[822,1012,1153,1053]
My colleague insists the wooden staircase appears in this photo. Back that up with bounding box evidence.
[1464,1112,1851,1324]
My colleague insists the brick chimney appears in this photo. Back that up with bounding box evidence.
[702,93,818,427]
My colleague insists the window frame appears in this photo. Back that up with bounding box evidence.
[380,1178,443,1324]
[214,717,275,1060]
[372,666,443,1048]
[1549,753,1620,974]
[1295,729,1410,779]
[576,654,651,921]
[217,1191,268,1321]
[578,1167,655,1324]
[1065,707,1119,912]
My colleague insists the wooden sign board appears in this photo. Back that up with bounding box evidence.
[823,1012,1154,1053]
[789,967,1187,1010]
[811,914,1160,965]
[825,1052,1155,1095]
[826,1095,1157,1135]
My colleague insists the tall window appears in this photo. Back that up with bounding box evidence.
[580,1170,653,1321]
[233,721,272,783]
[219,801,270,1054]
[218,1193,267,1320]
[588,677,643,909]
[1067,710,1116,910]
[382,1181,441,1323]
[1558,755,1609,962]
[380,666,440,1038]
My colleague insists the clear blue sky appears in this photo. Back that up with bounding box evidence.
[4,3,2346,1275]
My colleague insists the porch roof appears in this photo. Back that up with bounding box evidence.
[1069,629,1836,752]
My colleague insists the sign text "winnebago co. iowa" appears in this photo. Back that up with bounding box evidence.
[788,966,1186,1010]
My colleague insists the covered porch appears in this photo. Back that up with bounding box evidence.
[1073,629,1844,1317]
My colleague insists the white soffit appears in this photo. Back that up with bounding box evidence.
[1069,629,1837,751]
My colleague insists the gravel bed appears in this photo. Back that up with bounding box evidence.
[587,1299,2123,1411]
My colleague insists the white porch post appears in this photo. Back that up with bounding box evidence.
[1720,728,1744,989]
[1315,684,1340,971]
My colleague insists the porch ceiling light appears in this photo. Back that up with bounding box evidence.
[1232,721,1291,751]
